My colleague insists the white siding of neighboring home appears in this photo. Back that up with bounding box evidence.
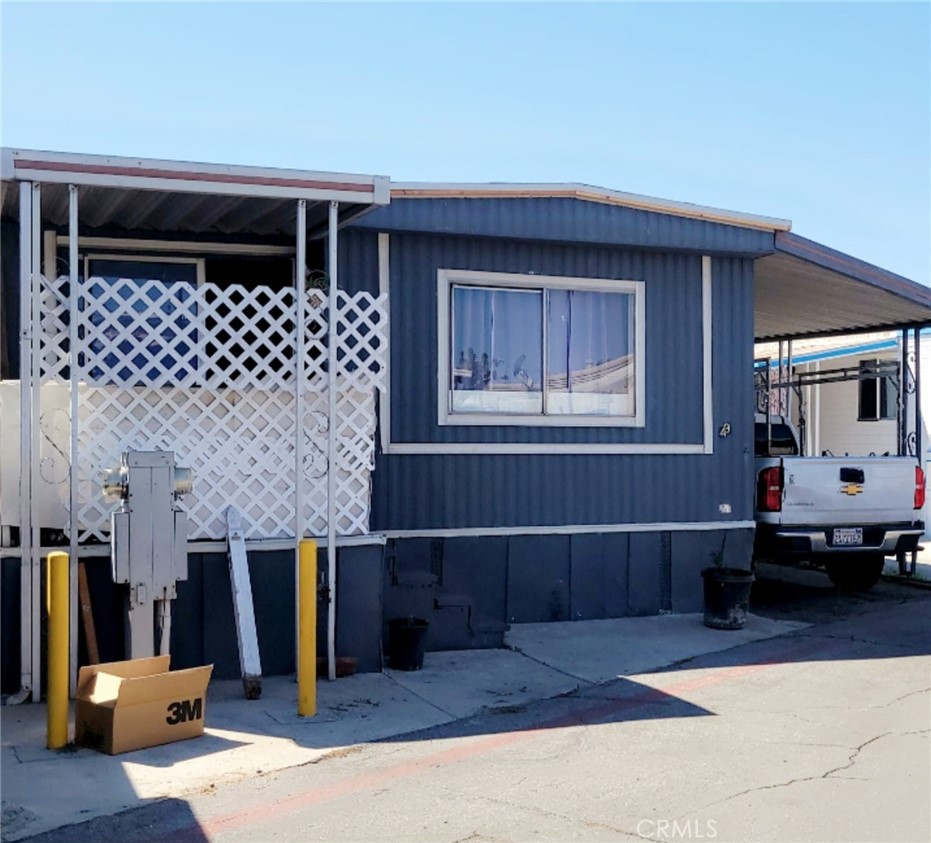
[798,350,900,457]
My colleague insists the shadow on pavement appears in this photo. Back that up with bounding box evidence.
[7,798,210,843]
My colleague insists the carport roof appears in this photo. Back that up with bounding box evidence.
[755,232,931,342]
[0,148,390,237]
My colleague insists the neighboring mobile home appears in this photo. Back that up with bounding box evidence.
[3,150,931,700]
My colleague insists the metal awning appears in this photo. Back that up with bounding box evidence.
[755,232,931,342]
[0,148,390,236]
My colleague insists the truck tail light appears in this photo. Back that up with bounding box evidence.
[757,466,783,513]
[915,466,925,510]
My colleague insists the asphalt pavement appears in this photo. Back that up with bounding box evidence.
[3,563,930,843]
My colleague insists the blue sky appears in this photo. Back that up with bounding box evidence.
[2,2,928,282]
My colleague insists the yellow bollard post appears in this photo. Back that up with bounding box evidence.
[298,539,317,717]
[46,552,69,749]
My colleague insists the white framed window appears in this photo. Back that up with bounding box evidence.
[437,269,645,427]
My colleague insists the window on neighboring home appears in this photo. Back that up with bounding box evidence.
[858,359,897,421]
[439,270,645,427]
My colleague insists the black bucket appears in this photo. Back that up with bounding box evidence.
[701,567,754,630]
[388,617,429,671]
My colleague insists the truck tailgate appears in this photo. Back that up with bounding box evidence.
[780,457,916,525]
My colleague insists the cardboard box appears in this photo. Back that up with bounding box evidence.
[75,655,213,755]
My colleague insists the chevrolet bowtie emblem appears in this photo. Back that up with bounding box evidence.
[840,484,864,496]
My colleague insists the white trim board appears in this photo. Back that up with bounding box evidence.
[378,233,716,455]
[382,521,755,539]
[0,533,388,559]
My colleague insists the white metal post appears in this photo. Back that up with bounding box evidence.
[327,201,338,682]
[294,199,307,668]
[30,182,42,701]
[914,327,921,461]
[68,185,80,694]
[16,181,33,702]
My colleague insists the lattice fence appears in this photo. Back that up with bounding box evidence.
[37,274,387,541]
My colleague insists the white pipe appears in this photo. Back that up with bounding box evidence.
[30,182,42,701]
[327,201,338,682]
[294,199,307,666]
[17,181,33,702]
[68,185,79,695]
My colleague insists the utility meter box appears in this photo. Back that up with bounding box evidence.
[108,451,191,601]
[104,450,193,659]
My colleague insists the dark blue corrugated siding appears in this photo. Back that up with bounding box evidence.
[352,198,775,256]
[390,232,704,445]
[339,226,756,532]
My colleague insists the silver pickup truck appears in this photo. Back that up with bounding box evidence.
[753,415,925,590]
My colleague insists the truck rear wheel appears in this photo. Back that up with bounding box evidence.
[824,554,885,591]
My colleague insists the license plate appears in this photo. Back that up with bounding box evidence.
[833,527,863,546]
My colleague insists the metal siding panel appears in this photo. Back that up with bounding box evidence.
[601,532,631,618]
[335,545,383,673]
[670,531,720,613]
[569,533,605,620]
[170,553,205,670]
[388,232,703,446]
[1,558,20,693]
[350,229,757,532]
[249,550,297,676]
[442,536,508,627]
[202,552,241,680]
[354,198,774,255]
[627,533,664,615]
[506,535,571,623]
[338,228,380,296]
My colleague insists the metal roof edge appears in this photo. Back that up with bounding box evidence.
[0,147,391,203]
[775,231,931,306]
[390,181,792,233]
[760,338,899,366]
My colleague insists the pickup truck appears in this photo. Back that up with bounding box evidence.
[753,415,925,590]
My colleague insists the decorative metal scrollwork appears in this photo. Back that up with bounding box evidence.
[906,431,917,457]
[905,350,917,395]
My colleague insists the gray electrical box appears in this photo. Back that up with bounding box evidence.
[104,450,192,659]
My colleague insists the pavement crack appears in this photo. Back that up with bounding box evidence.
[435,781,641,840]
[503,644,592,686]
[687,732,905,815]
[873,687,931,709]
[383,672,457,719]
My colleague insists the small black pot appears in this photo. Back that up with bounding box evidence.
[387,617,430,670]
[701,567,754,630]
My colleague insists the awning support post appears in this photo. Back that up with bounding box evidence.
[913,327,921,463]
[327,200,339,682]
[294,199,307,667]
[14,181,34,704]
[900,329,908,456]
[68,184,80,695]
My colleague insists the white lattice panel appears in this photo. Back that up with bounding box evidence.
[335,291,389,390]
[39,274,70,384]
[33,275,388,542]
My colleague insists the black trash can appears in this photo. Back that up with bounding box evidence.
[701,567,754,630]
[388,617,429,670]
